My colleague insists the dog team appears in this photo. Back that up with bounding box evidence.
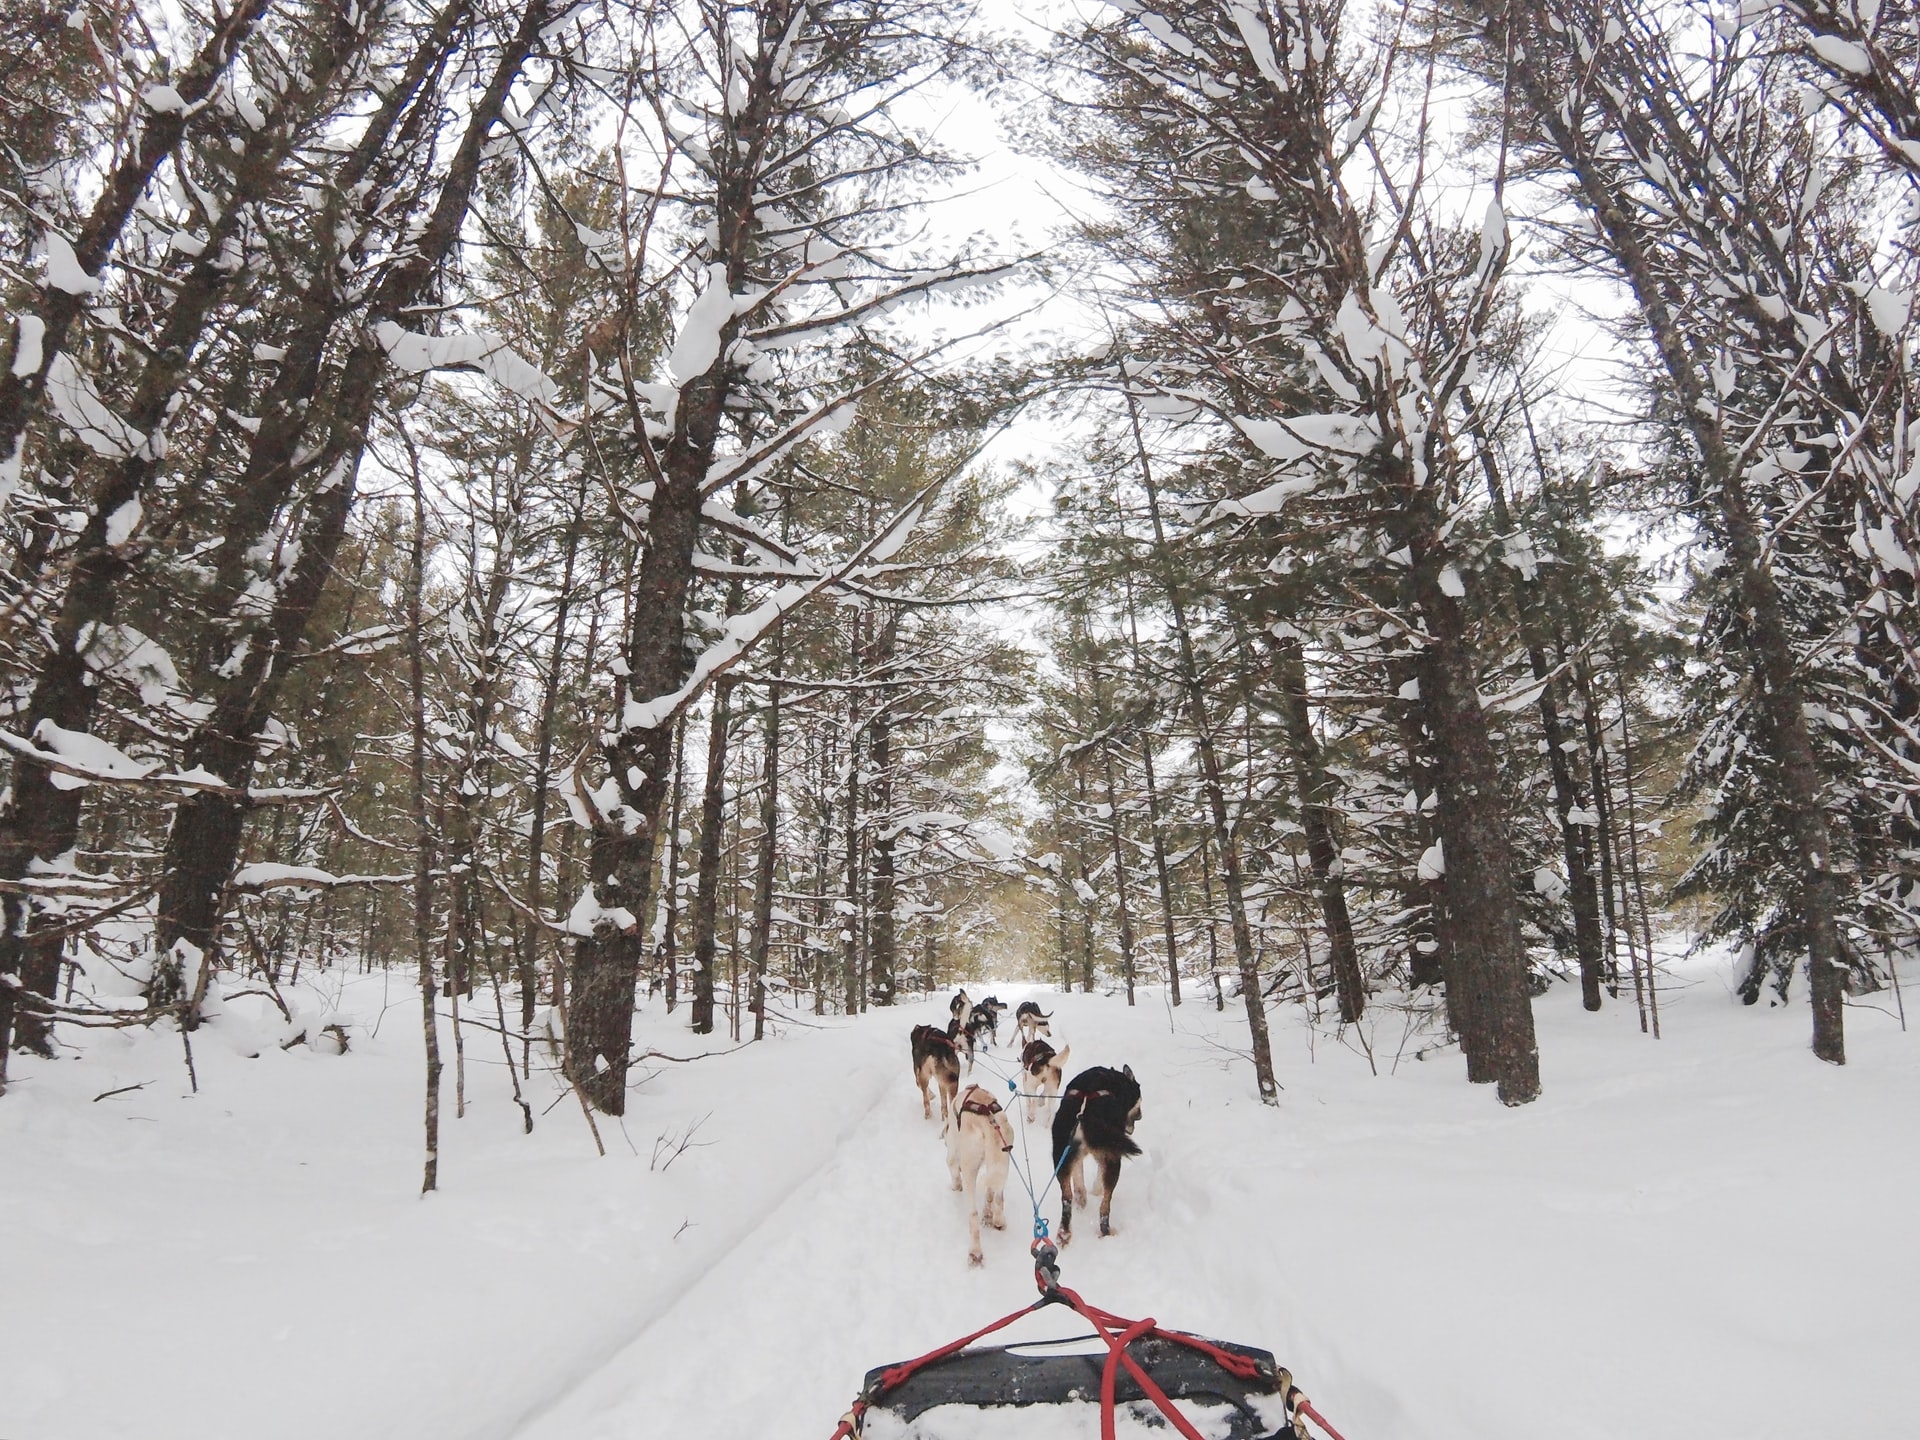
[908,990,1143,1266]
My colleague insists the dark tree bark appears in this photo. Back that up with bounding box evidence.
[1138,734,1183,1005]
[688,667,736,1037]
[746,633,782,1040]
[152,0,552,1015]
[1125,387,1277,1101]
[409,445,441,1193]
[1460,389,1606,1010]
[522,471,590,1033]
[659,722,686,1014]
[1473,0,1845,1063]
[0,0,274,465]
[0,0,378,1062]
[1269,637,1365,1023]
[1099,745,1138,1005]
[867,611,899,1006]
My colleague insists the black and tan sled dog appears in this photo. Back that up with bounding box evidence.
[1050,1064,1142,1243]
[910,1019,963,1122]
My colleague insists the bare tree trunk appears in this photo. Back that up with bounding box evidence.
[1465,390,1607,1009]
[746,637,782,1039]
[522,472,590,1035]
[1100,746,1138,1005]
[841,610,864,1015]
[1270,637,1365,1023]
[689,671,736,1036]
[867,612,899,1006]
[1125,387,1277,1101]
[1123,576,1182,1005]
[410,451,441,1194]
[154,0,556,1012]
[660,722,686,1013]
[1476,0,1844,1065]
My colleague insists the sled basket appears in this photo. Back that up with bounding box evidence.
[856,1331,1300,1439]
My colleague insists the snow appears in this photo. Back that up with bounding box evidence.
[12,313,45,375]
[141,82,189,113]
[1807,33,1873,75]
[45,353,143,458]
[104,496,141,547]
[1862,284,1911,338]
[3,951,1915,1438]
[1233,413,1378,464]
[1416,838,1445,879]
[29,718,152,783]
[1209,476,1317,520]
[40,230,100,295]
[669,263,735,385]
[374,322,558,403]
[1228,3,1288,91]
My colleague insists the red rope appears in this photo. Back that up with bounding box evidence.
[833,1268,1351,1440]
[872,1299,1042,1394]
[1297,1398,1352,1440]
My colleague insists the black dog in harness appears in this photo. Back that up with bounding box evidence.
[1051,1064,1142,1242]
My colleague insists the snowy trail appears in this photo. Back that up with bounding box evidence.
[503,977,1920,1440]
[7,958,1919,1439]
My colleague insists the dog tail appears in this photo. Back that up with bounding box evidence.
[1054,1044,1070,1069]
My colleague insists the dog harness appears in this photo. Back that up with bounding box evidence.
[958,1089,1014,1151]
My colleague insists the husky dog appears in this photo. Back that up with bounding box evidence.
[946,1084,1015,1265]
[949,989,972,1023]
[1020,1039,1070,1124]
[962,1003,997,1068]
[910,1020,963,1122]
[1051,1065,1142,1244]
[1014,1000,1052,1047]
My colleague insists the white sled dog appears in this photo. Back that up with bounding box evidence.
[1020,1039,1069,1125]
[945,1084,1014,1266]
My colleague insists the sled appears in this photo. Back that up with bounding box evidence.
[830,1237,1341,1440]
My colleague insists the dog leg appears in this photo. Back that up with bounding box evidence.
[963,1160,983,1266]
[1098,1153,1123,1237]
[1055,1139,1079,1244]
[917,1068,931,1120]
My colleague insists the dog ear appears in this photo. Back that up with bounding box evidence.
[1123,1063,1135,1081]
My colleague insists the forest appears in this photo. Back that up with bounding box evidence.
[6,0,1920,1435]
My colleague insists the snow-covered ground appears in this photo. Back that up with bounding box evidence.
[3,951,1915,1439]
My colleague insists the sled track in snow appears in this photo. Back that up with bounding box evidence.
[496,1046,904,1440]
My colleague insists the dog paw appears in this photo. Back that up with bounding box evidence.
[968,1252,983,1267]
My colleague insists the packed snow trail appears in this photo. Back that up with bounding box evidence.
[510,974,1919,1440]
[4,954,1918,1439]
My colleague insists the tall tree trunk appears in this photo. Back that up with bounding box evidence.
[1100,745,1138,1005]
[689,667,736,1036]
[1125,386,1277,1102]
[1475,0,1844,1066]
[1138,734,1183,1006]
[659,722,686,1014]
[1270,637,1365,1023]
[1463,388,1606,1009]
[410,449,441,1193]
[522,472,590,1033]
[746,633,782,1040]
[152,0,555,1016]
[867,612,899,1006]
